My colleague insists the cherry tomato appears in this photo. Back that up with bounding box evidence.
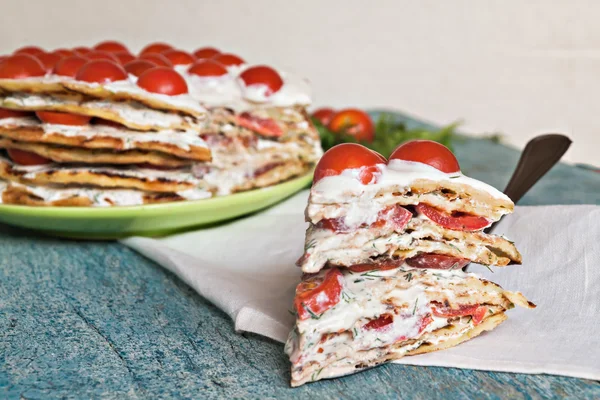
[294,268,343,320]
[406,254,470,270]
[139,53,172,67]
[188,59,227,77]
[212,53,244,66]
[36,110,91,126]
[137,67,187,95]
[73,47,92,55]
[328,109,375,142]
[52,49,76,58]
[14,46,45,56]
[193,47,220,59]
[0,54,46,79]
[389,139,460,173]
[363,313,394,331]
[36,52,63,71]
[162,49,194,65]
[85,50,119,62]
[94,40,129,54]
[75,60,128,83]
[7,149,51,166]
[311,108,335,125]
[313,143,385,184]
[0,108,31,119]
[140,42,172,56]
[115,52,135,65]
[235,112,282,137]
[124,60,157,77]
[239,65,283,96]
[52,55,89,77]
[432,304,488,326]
[415,203,490,231]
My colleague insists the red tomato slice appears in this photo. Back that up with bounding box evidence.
[85,51,119,63]
[188,60,227,78]
[317,204,411,233]
[432,304,488,326]
[415,203,490,231]
[124,60,157,77]
[418,313,433,333]
[140,42,173,56]
[36,111,91,126]
[14,46,45,56]
[348,260,404,273]
[235,112,282,137]
[162,49,195,66]
[239,65,283,96]
[7,149,51,166]
[76,60,128,83]
[52,49,76,58]
[363,313,394,331]
[212,53,245,67]
[328,109,375,142]
[35,52,63,71]
[294,268,343,320]
[389,139,460,173]
[139,53,173,67]
[52,56,88,78]
[137,67,188,95]
[193,47,220,59]
[73,47,92,56]
[313,143,386,184]
[115,52,135,65]
[406,254,470,270]
[311,108,335,125]
[0,108,31,119]
[0,54,46,79]
[94,41,129,54]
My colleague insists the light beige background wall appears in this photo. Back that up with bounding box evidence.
[1,0,598,165]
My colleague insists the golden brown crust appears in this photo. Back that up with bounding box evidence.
[0,79,67,95]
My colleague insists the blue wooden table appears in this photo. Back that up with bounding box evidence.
[1,114,599,399]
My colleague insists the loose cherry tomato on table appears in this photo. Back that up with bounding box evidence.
[328,108,375,142]
[294,268,343,320]
[188,60,227,78]
[0,54,46,79]
[53,56,89,77]
[115,52,135,65]
[389,139,460,173]
[36,111,91,126]
[140,42,172,56]
[0,108,31,119]
[239,65,283,96]
[7,149,51,166]
[124,60,157,77]
[313,143,385,185]
[94,40,129,54]
[406,254,470,270]
[85,51,119,62]
[212,53,244,67]
[137,67,188,95]
[311,108,335,125]
[14,46,45,56]
[162,49,195,66]
[36,52,63,71]
[76,60,128,83]
[193,47,220,59]
[415,203,490,231]
[139,53,172,67]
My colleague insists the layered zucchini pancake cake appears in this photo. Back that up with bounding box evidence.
[286,141,535,386]
[0,42,321,206]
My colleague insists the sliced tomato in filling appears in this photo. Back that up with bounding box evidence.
[363,313,394,331]
[235,112,283,137]
[432,303,488,325]
[316,204,412,233]
[347,259,405,273]
[406,254,469,270]
[416,203,490,231]
[7,149,51,166]
[294,268,343,320]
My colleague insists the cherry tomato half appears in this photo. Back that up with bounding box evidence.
[162,49,195,66]
[139,53,172,67]
[72,47,92,56]
[415,203,490,231]
[115,52,136,65]
[188,59,227,78]
[94,40,129,54]
[294,268,343,320]
[313,143,385,184]
[124,60,157,77]
[193,47,220,59]
[75,60,128,83]
[52,55,89,77]
[36,110,91,126]
[239,65,283,96]
[14,46,45,56]
[7,149,51,166]
[328,108,375,142]
[212,53,244,67]
[36,52,63,71]
[389,139,460,173]
[137,67,188,95]
[85,51,119,63]
[311,108,335,125]
[52,48,76,58]
[140,42,172,56]
[0,54,46,79]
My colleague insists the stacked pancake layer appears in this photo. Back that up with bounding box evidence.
[0,50,321,206]
[286,156,535,386]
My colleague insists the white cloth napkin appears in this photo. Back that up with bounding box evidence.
[122,191,600,381]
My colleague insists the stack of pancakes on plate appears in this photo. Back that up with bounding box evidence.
[0,42,322,206]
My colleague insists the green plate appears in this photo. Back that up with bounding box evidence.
[0,172,313,239]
